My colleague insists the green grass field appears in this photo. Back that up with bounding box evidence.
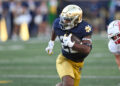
[0,34,120,86]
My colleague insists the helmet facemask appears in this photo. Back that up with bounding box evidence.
[111,33,120,44]
[59,15,79,30]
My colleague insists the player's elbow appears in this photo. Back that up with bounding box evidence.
[77,47,91,55]
[73,43,91,54]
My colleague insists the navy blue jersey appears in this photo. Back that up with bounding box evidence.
[53,18,93,62]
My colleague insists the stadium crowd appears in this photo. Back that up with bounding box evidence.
[0,0,119,41]
[0,0,57,41]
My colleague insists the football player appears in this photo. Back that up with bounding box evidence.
[107,20,120,70]
[46,4,92,86]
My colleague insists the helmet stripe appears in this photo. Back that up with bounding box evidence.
[118,21,120,31]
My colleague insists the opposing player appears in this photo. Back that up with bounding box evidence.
[107,20,120,70]
[46,4,93,86]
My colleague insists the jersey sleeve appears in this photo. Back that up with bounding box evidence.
[81,21,93,37]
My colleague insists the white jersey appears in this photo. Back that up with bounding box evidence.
[108,40,120,54]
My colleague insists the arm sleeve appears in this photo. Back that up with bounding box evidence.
[108,40,117,53]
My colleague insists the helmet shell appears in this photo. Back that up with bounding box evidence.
[60,4,83,30]
[107,20,120,39]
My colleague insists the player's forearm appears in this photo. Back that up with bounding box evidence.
[51,30,57,41]
[72,43,91,54]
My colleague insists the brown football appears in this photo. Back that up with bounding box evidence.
[71,34,81,44]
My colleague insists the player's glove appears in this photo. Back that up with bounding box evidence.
[63,34,75,47]
[45,40,54,55]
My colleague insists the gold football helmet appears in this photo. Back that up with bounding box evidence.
[60,4,83,30]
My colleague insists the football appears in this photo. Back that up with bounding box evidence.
[71,34,81,44]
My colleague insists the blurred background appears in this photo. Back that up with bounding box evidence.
[0,0,119,41]
[0,0,120,86]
